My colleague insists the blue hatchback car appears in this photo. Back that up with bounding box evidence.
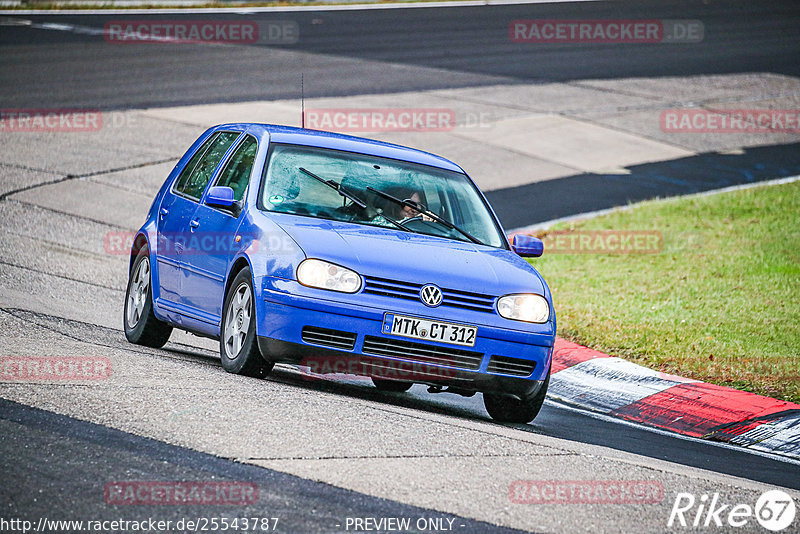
[124,123,556,423]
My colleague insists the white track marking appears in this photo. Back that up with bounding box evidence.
[549,357,698,413]
[4,0,600,16]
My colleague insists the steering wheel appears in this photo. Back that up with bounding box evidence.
[399,216,434,232]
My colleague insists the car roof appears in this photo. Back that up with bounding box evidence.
[215,123,465,174]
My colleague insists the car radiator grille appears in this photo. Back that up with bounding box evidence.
[362,276,496,313]
[362,335,482,371]
[301,326,357,350]
[486,355,537,377]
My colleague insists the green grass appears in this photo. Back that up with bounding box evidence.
[530,181,800,403]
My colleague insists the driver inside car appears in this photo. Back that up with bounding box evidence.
[379,186,432,222]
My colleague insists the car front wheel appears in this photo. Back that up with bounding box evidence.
[483,371,550,424]
[220,268,273,378]
[124,247,172,348]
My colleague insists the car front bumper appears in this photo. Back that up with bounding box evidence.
[255,277,554,398]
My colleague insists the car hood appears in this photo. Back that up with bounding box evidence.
[271,214,547,297]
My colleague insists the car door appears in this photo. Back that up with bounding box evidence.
[156,133,218,306]
[181,134,258,326]
[156,130,240,316]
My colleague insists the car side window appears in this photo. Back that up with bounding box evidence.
[173,133,218,195]
[174,131,240,200]
[213,135,258,202]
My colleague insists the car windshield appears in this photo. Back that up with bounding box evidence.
[260,143,507,248]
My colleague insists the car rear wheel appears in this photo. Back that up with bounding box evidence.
[483,371,550,424]
[371,377,413,392]
[220,268,273,378]
[124,247,172,348]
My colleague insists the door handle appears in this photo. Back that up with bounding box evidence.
[159,208,169,219]
[189,219,200,231]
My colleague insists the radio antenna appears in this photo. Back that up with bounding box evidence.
[301,73,305,129]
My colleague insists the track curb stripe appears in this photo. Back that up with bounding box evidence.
[550,338,610,373]
[550,337,800,460]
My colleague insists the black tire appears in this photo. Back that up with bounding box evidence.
[124,247,173,348]
[371,377,413,392]
[483,371,550,424]
[220,268,273,378]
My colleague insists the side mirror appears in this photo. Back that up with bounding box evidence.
[206,186,234,208]
[511,234,544,257]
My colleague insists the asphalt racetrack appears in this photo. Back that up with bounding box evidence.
[1,1,799,532]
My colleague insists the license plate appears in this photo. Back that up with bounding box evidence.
[383,313,477,347]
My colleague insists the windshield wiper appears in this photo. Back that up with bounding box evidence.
[366,186,485,245]
[296,167,410,233]
[299,167,367,209]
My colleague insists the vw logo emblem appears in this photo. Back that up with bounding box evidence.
[420,284,443,307]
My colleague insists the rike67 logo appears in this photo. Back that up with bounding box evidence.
[668,490,796,531]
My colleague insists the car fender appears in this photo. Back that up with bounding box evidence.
[223,209,306,339]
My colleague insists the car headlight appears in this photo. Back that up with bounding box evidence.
[497,294,550,323]
[297,259,362,293]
